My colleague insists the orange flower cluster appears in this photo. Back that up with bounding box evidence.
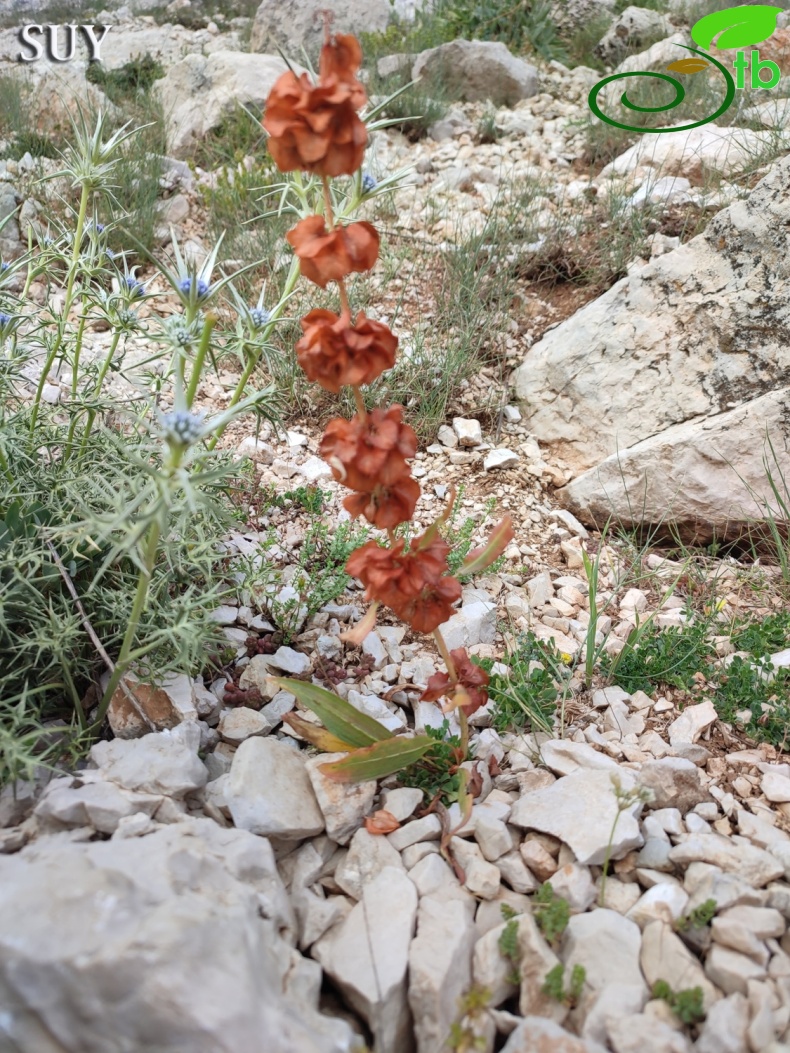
[297,310,397,393]
[346,533,462,634]
[320,406,419,528]
[262,33,366,177]
[421,649,491,718]
[286,217,379,290]
[263,27,503,666]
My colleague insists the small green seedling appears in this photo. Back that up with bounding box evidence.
[498,917,521,984]
[652,980,706,1026]
[447,984,492,1053]
[542,963,586,1006]
[533,882,571,944]
[675,898,717,932]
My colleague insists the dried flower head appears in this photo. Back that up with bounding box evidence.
[421,648,490,717]
[320,406,416,489]
[263,33,367,177]
[286,215,379,288]
[343,476,422,530]
[297,309,397,393]
[346,532,461,633]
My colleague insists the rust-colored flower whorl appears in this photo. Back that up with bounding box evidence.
[263,33,367,177]
[421,648,491,717]
[346,533,461,634]
[286,216,379,289]
[296,310,397,393]
[320,406,416,487]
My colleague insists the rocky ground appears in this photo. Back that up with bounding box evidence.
[2,1,790,1052]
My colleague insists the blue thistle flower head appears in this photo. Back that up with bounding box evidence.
[362,173,377,193]
[124,275,145,298]
[161,409,205,449]
[0,312,12,328]
[0,262,9,272]
[105,248,115,260]
[249,307,271,329]
[117,307,138,328]
[179,276,210,300]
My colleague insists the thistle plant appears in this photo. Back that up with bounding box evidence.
[0,109,293,779]
[262,23,513,782]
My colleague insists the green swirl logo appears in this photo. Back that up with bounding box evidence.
[588,46,735,133]
[588,3,783,133]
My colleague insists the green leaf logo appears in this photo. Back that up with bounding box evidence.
[691,4,782,50]
[666,57,710,74]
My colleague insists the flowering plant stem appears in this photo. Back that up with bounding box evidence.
[76,328,125,458]
[186,314,217,408]
[206,257,301,451]
[255,26,513,785]
[92,442,189,726]
[29,180,91,437]
[434,628,469,754]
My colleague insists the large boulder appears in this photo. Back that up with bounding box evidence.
[595,5,672,65]
[412,39,539,107]
[0,818,354,1053]
[512,152,790,537]
[250,0,391,57]
[599,125,777,183]
[550,0,615,37]
[613,30,687,74]
[154,50,299,158]
[558,387,790,541]
[0,59,114,136]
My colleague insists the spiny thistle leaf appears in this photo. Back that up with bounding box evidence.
[691,4,782,50]
[318,734,436,782]
[272,677,392,747]
[666,57,710,74]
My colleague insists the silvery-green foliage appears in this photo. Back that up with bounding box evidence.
[0,111,288,783]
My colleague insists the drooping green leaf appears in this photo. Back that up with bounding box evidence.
[318,734,436,782]
[691,4,781,50]
[281,712,355,752]
[460,514,514,577]
[271,677,392,747]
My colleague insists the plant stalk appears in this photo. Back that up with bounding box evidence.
[186,313,217,408]
[29,182,91,436]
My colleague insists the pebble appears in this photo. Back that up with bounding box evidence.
[484,448,519,471]
[217,707,272,744]
[452,417,482,447]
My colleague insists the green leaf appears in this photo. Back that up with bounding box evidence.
[691,4,782,50]
[318,734,436,782]
[281,712,356,752]
[460,514,514,577]
[271,677,392,747]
